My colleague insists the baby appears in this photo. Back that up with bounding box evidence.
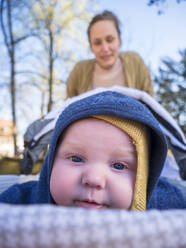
[50,115,148,210]
[0,89,185,210]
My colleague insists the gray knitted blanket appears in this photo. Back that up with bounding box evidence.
[0,204,186,248]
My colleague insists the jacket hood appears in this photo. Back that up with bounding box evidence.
[35,88,168,204]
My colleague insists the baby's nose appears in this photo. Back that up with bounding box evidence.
[81,166,106,190]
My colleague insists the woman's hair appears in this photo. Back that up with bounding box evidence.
[87,10,121,44]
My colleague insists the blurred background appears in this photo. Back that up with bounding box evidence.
[0,0,185,160]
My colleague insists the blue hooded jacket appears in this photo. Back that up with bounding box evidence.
[0,89,185,209]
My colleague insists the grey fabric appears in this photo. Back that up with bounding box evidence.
[24,131,52,164]
[20,118,53,173]
[0,204,186,248]
[24,118,53,143]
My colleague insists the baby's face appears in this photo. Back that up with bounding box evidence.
[50,118,137,209]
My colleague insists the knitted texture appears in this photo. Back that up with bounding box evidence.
[0,204,186,248]
[94,115,149,210]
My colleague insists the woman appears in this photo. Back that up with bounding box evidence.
[66,10,153,98]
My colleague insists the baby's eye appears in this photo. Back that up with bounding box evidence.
[112,162,127,170]
[71,155,83,163]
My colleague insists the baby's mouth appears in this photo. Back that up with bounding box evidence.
[75,200,107,209]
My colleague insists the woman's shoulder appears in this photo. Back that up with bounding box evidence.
[74,58,95,69]
[119,51,142,61]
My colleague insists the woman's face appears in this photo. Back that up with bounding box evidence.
[89,20,121,70]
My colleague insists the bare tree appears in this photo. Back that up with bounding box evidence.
[1,0,19,155]
[29,0,96,112]
[0,0,36,155]
[0,0,98,148]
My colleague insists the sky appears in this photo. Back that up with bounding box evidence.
[98,0,186,73]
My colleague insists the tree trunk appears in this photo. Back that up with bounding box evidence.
[10,51,17,155]
[7,0,17,155]
[47,28,54,112]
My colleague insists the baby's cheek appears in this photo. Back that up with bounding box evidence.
[50,166,76,205]
[109,174,135,209]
